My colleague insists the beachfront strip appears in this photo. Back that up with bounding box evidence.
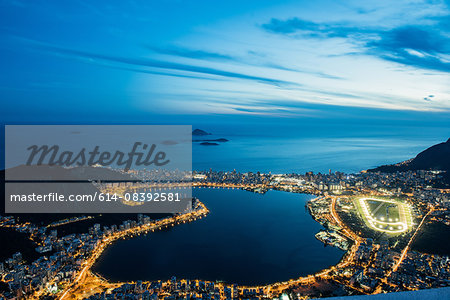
[1,168,449,299]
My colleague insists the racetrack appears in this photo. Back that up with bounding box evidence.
[354,197,413,234]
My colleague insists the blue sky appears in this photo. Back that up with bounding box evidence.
[0,0,449,131]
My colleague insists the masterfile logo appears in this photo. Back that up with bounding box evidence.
[4,125,192,213]
[25,142,170,171]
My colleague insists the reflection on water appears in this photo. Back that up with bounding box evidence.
[93,188,343,285]
[193,135,443,173]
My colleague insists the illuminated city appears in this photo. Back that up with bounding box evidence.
[1,164,449,299]
[1,0,449,299]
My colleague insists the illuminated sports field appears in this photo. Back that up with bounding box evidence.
[354,198,413,234]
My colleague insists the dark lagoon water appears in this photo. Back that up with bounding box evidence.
[93,188,343,285]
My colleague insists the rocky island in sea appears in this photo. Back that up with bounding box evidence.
[192,129,229,146]
[192,129,211,136]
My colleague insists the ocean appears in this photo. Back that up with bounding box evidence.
[192,124,448,173]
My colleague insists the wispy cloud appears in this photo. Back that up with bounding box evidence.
[146,45,234,61]
[114,66,227,81]
[261,13,450,73]
[145,44,344,80]
[21,39,299,87]
[367,25,450,72]
[262,17,371,38]
[263,62,344,80]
